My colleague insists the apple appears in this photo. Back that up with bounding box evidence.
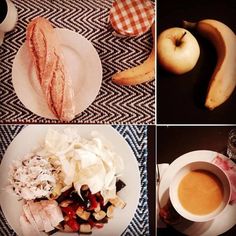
[157,27,200,75]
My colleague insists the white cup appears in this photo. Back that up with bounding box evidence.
[169,161,231,222]
[0,0,18,45]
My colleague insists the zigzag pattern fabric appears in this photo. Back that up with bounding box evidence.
[114,125,149,236]
[0,0,155,124]
[0,125,149,236]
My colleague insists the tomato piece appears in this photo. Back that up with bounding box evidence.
[61,206,76,218]
[94,223,104,229]
[88,194,98,210]
[67,218,80,231]
[96,194,104,207]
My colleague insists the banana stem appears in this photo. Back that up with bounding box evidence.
[183,20,197,29]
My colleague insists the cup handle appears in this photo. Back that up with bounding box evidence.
[0,31,5,46]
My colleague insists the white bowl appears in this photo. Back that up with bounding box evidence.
[169,161,231,222]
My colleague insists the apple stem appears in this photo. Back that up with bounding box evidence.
[179,32,187,41]
[176,32,187,46]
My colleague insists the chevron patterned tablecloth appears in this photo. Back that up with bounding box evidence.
[0,0,155,124]
[0,125,149,236]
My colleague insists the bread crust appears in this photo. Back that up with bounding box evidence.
[26,17,75,121]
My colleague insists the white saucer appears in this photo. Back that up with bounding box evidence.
[12,28,103,120]
[158,150,236,236]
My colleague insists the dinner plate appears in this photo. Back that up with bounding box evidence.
[0,125,141,236]
[12,28,103,120]
[158,150,236,236]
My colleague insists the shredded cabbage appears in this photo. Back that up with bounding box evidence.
[41,128,124,202]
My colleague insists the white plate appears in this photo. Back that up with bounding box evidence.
[0,125,141,236]
[12,28,103,120]
[158,150,236,236]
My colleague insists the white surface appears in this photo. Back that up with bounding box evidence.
[0,125,141,236]
[12,28,103,120]
[158,150,236,236]
[169,161,231,222]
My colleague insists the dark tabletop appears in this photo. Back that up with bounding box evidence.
[157,0,236,124]
[147,125,156,236]
[157,126,236,236]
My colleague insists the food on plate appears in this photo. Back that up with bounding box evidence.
[55,182,125,233]
[20,200,63,235]
[9,154,57,200]
[178,170,224,215]
[213,154,236,204]
[157,27,200,75]
[8,128,126,235]
[183,19,236,110]
[112,23,156,86]
[26,17,75,121]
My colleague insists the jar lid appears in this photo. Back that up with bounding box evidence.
[109,0,155,36]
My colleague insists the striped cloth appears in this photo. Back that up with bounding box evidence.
[0,0,155,124]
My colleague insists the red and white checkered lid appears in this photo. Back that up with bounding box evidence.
[109,0,155,36]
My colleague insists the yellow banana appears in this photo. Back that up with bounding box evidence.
[184,19,236,110]
[112,23,156,86]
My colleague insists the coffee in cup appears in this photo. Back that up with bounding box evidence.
[178,169,223,215]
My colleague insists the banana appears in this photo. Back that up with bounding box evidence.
[184,19,236,110]
[112,23,156,86]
